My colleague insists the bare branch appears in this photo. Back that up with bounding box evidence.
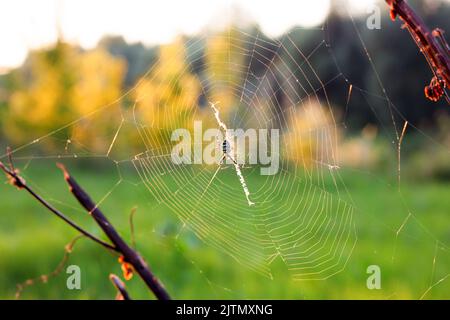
[386,0,450,103]
[57,163,171,300]
[1,149,170,299]
[109,274,132,300]
[0,160,118,252]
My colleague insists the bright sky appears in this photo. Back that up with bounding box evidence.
[0,0,377,69]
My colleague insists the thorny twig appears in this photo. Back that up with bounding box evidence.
[0,150,171,300]
[386,0,450,103]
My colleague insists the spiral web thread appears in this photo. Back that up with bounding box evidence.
[131,26,356,280]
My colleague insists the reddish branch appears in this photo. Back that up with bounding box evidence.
[0,152,170,300]
[386,0,450,103]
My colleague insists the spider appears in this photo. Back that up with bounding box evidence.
[219,138,238,166]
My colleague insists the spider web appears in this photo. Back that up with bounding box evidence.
[130,26,356,280]
[1,1,449,298]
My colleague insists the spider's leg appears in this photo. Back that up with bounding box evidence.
[219,154,226,165]
[226,154,239,166]
[219,154,231,170]
[226,153,250,169]
[238,152,252,169]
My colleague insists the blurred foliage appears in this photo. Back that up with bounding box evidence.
[70,48,125,153]
[0,0,448,166]
[204,28,247,115]
[283,101,338,168]
[1,41,125,152]
[98,36,157,87]
[3,42,79,144]
[133,38,201,149]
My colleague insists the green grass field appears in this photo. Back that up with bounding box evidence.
[0,161,448,299]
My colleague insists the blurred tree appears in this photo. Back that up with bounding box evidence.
[70,48,126,154]
[283,101,339,169]
[2,41,126,153]
[204,28,247,118]
[1,1,449,155]
[99,36,157,88]
[133,37,201,149]
[3,41,78,146]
